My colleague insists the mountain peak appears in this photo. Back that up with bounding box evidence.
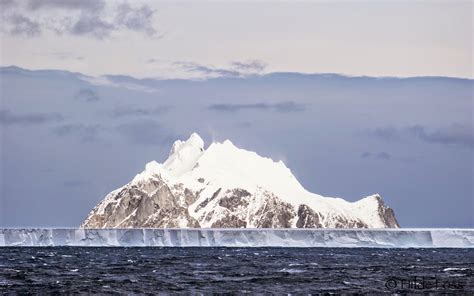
[187,132,204,147]
[162,133,205,178]
[83,134,399,229]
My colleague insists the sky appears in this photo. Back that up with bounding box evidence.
[0,0,472,78]
[0,0,473,228]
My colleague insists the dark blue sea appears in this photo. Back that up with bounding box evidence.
[0,247,472,294]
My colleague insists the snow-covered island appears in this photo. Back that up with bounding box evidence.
[82,133,399,229]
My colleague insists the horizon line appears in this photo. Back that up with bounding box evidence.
[1,64,472,82]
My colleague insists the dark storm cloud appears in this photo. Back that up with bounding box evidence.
[368,124,473,148]
[1,1,159,39]
[6,14,41,37]
[116,120,177,146]
[111,106,172,118]
[0,109,63,125]
[361,152,391,160]
[209,101,306,113]
[52,124,102,142]
[75,89,100,102]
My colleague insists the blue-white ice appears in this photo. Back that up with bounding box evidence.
[0,229,472,248]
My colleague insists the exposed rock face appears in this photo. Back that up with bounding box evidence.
[296,204,322,228]
[82,133,399,229]
[375,195,400,228]
[83,175,200,228]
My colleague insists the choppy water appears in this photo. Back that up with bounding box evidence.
[0,247,473,294]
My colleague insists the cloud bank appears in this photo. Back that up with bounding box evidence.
[0,109,63,125]
[368,124,474,148]
[172,60,268,78]
[1,0,160,39]
[209,101,306,113]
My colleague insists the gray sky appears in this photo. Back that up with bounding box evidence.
[1,67,472,228]
[0,0,472,78]
[0,1,473,228]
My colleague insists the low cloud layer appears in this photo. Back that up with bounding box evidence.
[75,88,100,102]
[368,124,474,148]
[0,109,63,125]
[173,59,267,78]
[361,152,391,160]
[1,0,159,39]
[111,105,171,118]
[209,101,306,113]
[115,120,177,146]
[230,60,267,73]
[407,124,474,148]
[52,124,102,142]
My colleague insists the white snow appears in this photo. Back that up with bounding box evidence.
[119,133,389,228]
[87,133,392,228]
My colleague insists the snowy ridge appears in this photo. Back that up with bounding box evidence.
[82,133,399,229]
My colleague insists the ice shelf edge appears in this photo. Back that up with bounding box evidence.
[0,228,473,247]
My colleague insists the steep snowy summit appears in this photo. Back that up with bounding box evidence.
[82,133,399,229]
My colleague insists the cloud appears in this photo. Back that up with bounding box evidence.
[75,88,99,102]
[5,14,41,37]
[174,62,241,78]
[368,126,399,141]
[361,152,391,160]
[0,0,16,10]
[116,120,176,146]
[44,52,84,61]
[209,101,306,113]
[147,58,160,64]
[115,3,157,36]
[26,0,104,11]
[231,60,267,73]
[1,1,159,39]
[407,124,474,148]
[80,76,159,93]
[368,124,474,148]
[111,105,172,118]
[0,109,63,125]
[69,15,115,39]
[173,59,267,78]
[52,124,102,142]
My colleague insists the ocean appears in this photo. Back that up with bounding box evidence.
[1,247,472,294]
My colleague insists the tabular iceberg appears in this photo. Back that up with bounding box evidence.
[0,229,472,248]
